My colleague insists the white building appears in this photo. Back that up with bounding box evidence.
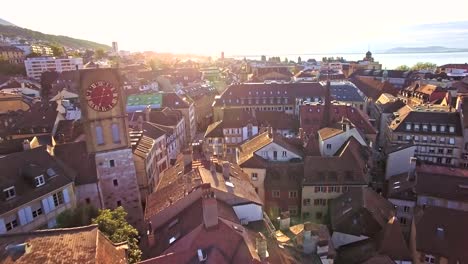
[24,57,83,80]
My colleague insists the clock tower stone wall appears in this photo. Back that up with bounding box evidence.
[77,69,143,230]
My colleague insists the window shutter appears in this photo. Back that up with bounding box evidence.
[0,219,6,234]
[24,206,33,223]
[63,188,70,204]
[18,209,27,226]
[42,198,51,214]
[48,196,56,211]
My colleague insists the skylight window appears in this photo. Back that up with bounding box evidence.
[225,182,235,188]
[35,175,45,187]
[3,186,15,200]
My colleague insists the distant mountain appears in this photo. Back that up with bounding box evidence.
[386,46,468,54]
[0,18,15,27]
[0,22,110,50]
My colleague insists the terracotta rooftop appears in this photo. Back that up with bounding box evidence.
[414,164,468,202]
[213,82,325,107]
[318,127,344,140]
[0,101,57,137]
[330,187,395,237]
[303,137,369,186]
[414,206,468,263]
[350,76,399,100]
[0,225,127,264]
[237,131,303,166]
[0,146,74,215]
[299,103,376,136]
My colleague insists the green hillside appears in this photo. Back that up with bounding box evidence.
[0,24,110,50]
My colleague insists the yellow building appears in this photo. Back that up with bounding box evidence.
[0,46,24,64]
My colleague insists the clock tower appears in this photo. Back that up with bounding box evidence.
[78,69,143,230]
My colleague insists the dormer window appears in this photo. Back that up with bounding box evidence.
[35,175,45,187]
[3,186,15,200]
[440,125,446,133]
[431,125,437,132]
[449,126,455,133]
[405,123,411,131]
[422,124,428,132]
[414,124,420,131]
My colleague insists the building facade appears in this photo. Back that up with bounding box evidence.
[0,147,76,234]
[25,57,83,80]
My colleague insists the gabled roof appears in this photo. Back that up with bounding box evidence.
[318,127,344,140]
[237,131,302,167]
[0,225,127,264]
[304,137,369,186]
[204,121,223,138]
[330,187,395,237]
[0,146,74,215]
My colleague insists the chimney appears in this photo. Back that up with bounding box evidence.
[255,232,268,260]
[279,211,290,230]
[267,127,273,137]
[407,157,417,181]
[202,184,218,229]
[222,161,230,181]
[183,148,193,168]
[22,139,31,151]
[137,115,144,131]
[299,127,304,140]
[144,106,151,121]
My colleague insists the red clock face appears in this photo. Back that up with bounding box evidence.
[85,80,118,112]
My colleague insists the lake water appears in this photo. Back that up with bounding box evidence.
[235,52,468,70]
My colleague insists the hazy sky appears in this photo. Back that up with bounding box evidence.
[2,0,468,56]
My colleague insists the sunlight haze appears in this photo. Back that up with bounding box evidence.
[2,0,468,56]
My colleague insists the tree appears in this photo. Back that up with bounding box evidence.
[395,65,410,71]
[95,48,106,60]
[56,205,98,228]
[26,52,42,58]
[93,207,141,264]
[411,62,437,72]
[50,44,65,57]
[261,55,266,62]
[284,57,288,63]
[297,56,302,63]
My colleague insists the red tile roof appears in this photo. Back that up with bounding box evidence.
[213,82,325,107]
[0,146,74,215]
[299,104,376,137]
[350,76,399,100]
[0,225,127,264]
[414,207,468,263]
[304,137,369,186]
